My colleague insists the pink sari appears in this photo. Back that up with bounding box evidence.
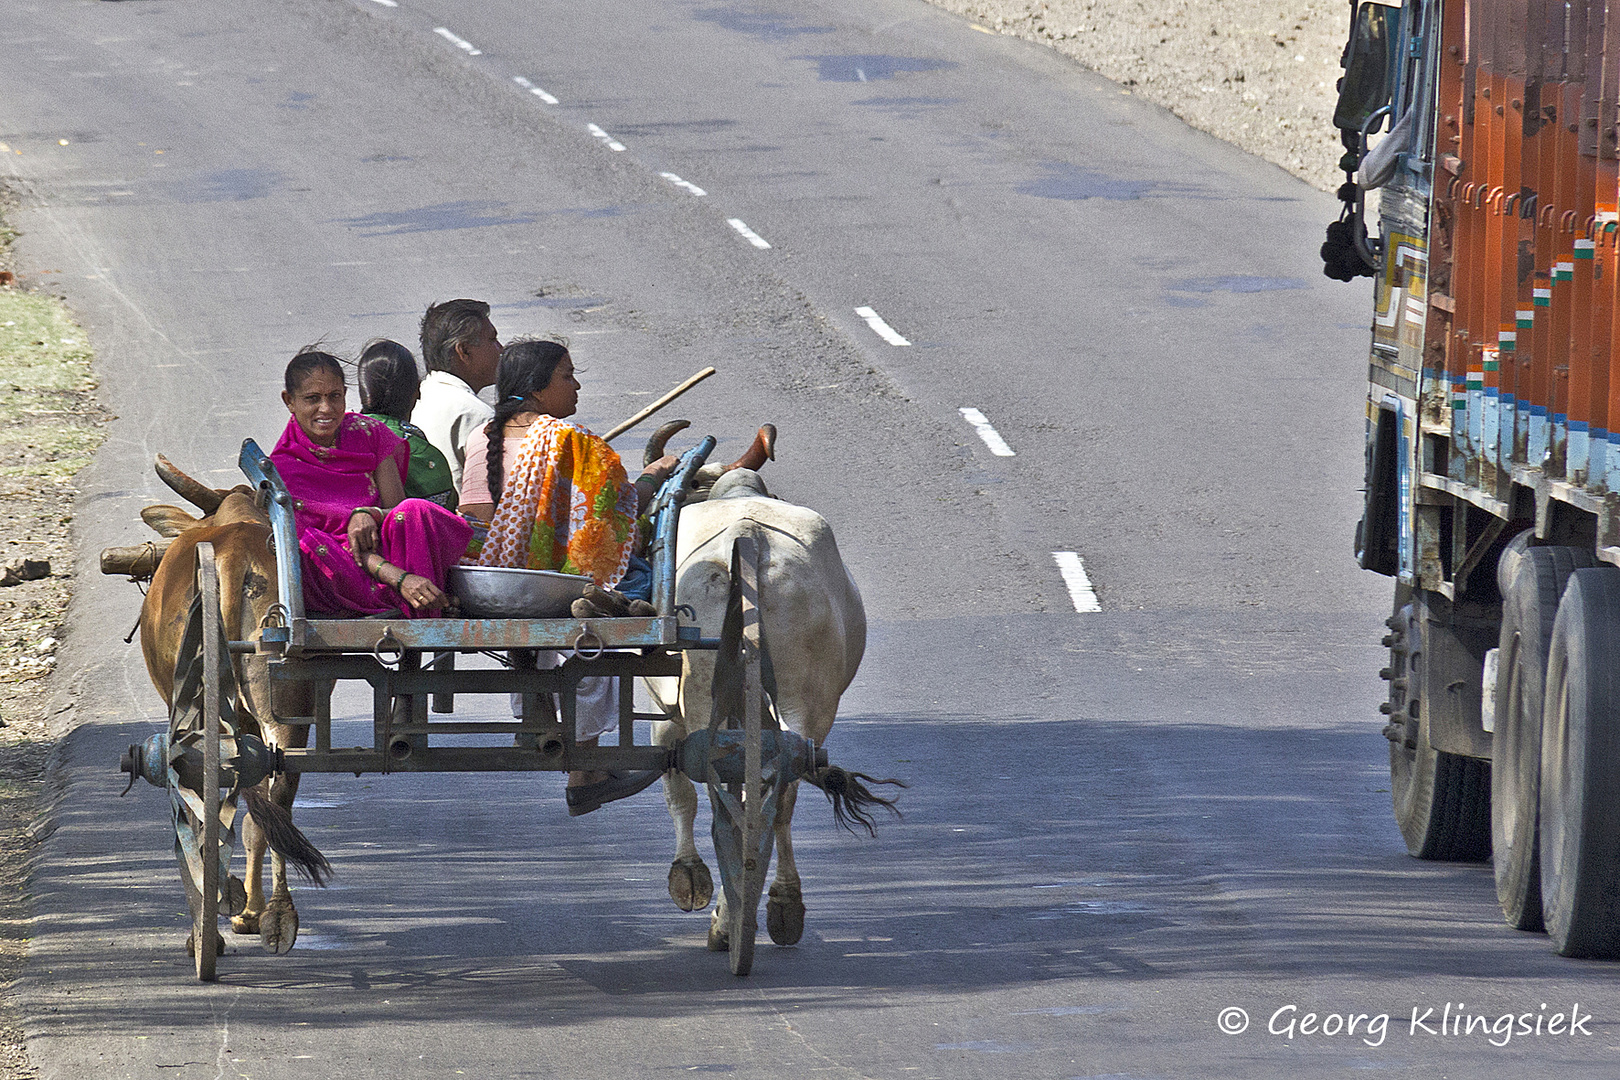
[272,413,472,618]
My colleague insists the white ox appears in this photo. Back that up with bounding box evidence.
[647,468,869,950]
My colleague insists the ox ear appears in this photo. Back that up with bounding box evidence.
[141,504,201,538]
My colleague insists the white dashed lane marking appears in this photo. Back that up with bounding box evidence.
[855,305,911,346]
[958,407,1015,456]
[587,123,626,151]
[367,0,398,6]
[1052,552,1101,612]
[660,172,707,196]
[511,76,559,104]
[434,27,482,55]
[727,218,771,248]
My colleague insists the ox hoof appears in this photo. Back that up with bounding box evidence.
[766,884,805,946]
[707,913,730,952]
[224,875,248,918]
[669,858,714,912]
[230,910,260,935]
[186,929,226,959]
[260,898,298,955]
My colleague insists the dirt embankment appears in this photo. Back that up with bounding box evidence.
[0,183,109,1079]
[928,0,1353,192]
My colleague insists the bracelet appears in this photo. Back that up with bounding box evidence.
[636,473,661,487]
[350,506,383,525]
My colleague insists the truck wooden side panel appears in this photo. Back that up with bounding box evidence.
[1375,0,1620,590]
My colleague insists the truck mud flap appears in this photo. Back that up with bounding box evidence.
[1358,400,1401,576]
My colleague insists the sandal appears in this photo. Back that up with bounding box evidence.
[565,769,662,816]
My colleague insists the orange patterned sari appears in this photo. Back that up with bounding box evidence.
[465,415,637,587]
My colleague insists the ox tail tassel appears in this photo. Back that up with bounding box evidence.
[805,765,906,837]
[243,786,333,887]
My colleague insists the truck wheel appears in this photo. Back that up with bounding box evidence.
[1493,545,1594,931]
[1387,594,1492,860]
[1539,566,1620,957]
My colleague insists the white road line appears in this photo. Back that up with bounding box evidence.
[958,407,1015,456]
[727,218,772,248]
[660,172,707,196]
[434,27,483,56]
[854,305,911,346]
[511,76,559,104]
[587,123,626,151]
[1052,552,1101,612]
[367,0,399,6]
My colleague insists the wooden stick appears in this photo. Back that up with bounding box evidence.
[604,366,717,442]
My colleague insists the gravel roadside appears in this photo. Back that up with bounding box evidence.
[0,184,109,1080]
[924,0,1352,192]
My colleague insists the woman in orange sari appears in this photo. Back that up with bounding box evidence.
[459,339,677,814]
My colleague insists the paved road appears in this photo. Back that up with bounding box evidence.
[4,1,1616,1077]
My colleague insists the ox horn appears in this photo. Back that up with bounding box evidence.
[155,454,225,515]
[644,419,692,467]
[724,424,777,473]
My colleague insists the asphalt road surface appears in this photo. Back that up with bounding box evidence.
[4,1,1617,1078]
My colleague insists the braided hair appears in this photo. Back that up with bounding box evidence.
[485,338,569,505]
[356,339,420,422]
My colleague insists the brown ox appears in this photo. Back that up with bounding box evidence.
[111,458,328,956]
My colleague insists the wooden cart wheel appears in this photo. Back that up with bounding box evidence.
[729,567,764,977]
[196,544,224,979]
[705,537,777,976]
[168,543,238,980]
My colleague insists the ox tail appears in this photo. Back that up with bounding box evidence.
[243,786,333,887]
[804,766,906,837]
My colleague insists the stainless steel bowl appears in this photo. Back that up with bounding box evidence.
[447,566,593,619]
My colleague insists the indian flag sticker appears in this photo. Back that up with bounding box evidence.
[1556,261,1575,281]
[1535,287,1553,306]
[1576,238,1596,260]
[1498,331,1516,352]
[1467,369,1484,390]
[1517,309,1535,328]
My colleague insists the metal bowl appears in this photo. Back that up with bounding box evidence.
[447,566,593,619]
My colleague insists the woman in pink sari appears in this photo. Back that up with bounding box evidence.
[272,349,472,617]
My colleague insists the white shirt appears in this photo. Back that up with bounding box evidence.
[411,371,494,493]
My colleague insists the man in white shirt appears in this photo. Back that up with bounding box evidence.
[411,298,501,493]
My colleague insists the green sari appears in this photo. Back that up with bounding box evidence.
[367,414,456,508]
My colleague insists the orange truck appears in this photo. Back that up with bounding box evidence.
[1332,0,1620,958]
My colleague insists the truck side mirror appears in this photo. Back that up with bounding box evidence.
[1334,1,1395,134]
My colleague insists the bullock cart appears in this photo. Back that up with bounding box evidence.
[121,435,826,981]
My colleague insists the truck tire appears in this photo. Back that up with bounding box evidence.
[1493,545,1595,931]
[1387,594,1492,861]
[1539,566,1620,958]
